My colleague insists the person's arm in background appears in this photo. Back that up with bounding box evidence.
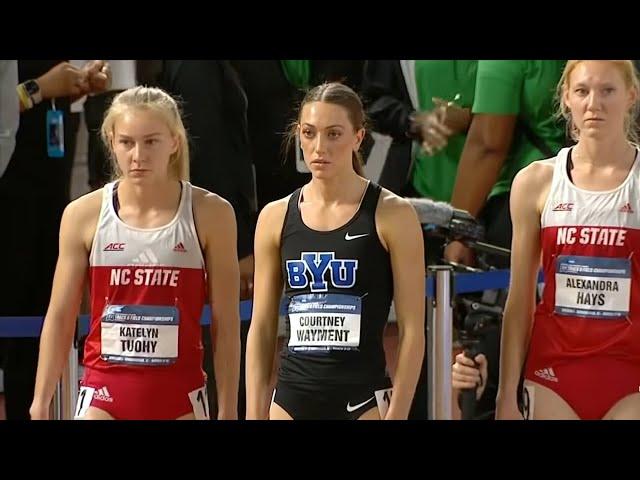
[36,60,110,106]
[445,61,523,265]
[450,113,517,217]
[6,61,105,178]
[19,62,88,113]
[163,60,255,298]
[19,60,111,114]
[0,60,19,178]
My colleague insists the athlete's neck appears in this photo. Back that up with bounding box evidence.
[304,171,367,206]
[573,135,635,169]
[117,178,182,212]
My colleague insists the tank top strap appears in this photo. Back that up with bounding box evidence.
[359,181,382,213]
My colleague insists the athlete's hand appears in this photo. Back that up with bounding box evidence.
[29,401,50,420]
[495,392,524,420]
[239,254,254,301]
[452,352,487,400]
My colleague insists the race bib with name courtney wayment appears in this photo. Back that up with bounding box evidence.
[288,293,362,352]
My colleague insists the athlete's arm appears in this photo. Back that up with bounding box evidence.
[245,199,287,420]
[30,192,100,420]
[377,193,425,420]
[196,192,241,420]
[496,162,551,420]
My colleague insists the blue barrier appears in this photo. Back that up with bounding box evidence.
[0,269,529,338]
[0,317,47,338]
[75,299,258,337]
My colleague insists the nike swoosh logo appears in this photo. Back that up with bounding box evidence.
[346,396,375,412]
[345,232,369,241]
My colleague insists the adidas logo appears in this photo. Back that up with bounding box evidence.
[173,242,187,253]
[620,203,634,214]
[130,247,159,265]
[534,367,558,383]
[552,203,574,212]
[93,386,114,402]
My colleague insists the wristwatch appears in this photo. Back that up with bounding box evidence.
[23,79,43,105]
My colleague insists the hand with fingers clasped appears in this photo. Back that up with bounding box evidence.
[452,351,488,400]
[83,60,112,94]
[35,61,91,100]
[409,94,470,156]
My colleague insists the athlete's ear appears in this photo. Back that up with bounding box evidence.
[562,84,571,112]
[354,128,365,151]
[170,135,179,156]
[627,84,638,112]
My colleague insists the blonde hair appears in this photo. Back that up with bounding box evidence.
[557,60,640,144]
[101,86,190,181]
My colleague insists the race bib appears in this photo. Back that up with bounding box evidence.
[555,256,631,319]
[188,385,210,420]
[74,386,95,419]
[101,305,179,365]
[287,293,361,352]
[374,387,393,419]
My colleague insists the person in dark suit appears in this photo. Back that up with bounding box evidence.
[0,60,110,419]
[159,60,256,418]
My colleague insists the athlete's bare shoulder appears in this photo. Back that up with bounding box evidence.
[66,188,103,227]
[191,184,234,215]
[256,194,292,240]
[512,158,555,214]
[190,186,238,252]
[67,187,103,217]
[515,158,555,187]
[376,185,419,219]
[372,185,421,250]
[261,195,291,220]
[61,187,104,250]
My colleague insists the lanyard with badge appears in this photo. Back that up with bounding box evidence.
[46,98,64,158]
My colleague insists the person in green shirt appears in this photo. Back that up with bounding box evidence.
[441,61,565,420]
[410,60,478,203]
[445,60,567,268]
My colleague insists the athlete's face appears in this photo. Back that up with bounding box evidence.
[564,61,637,141]
[299,101,364,178]
[112,108,178,183]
